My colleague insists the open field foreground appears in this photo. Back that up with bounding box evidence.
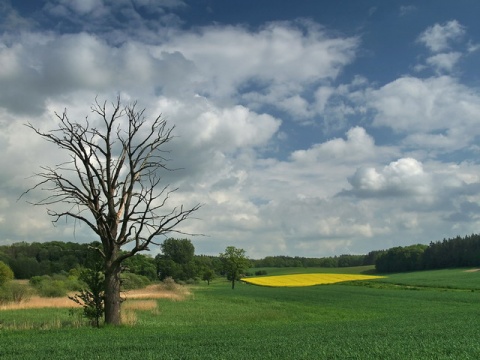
[241,273,385,287]
[1,267,480,359]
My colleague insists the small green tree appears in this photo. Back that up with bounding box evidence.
[0,261,14,286]
[0,261,27,305]
[220,246,250,289]
[69,267,105,328]
[202,268,215,285]
[69,244,106,327]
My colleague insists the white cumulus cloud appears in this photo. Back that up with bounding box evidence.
[347,158,432,198]
[417,20,465,53]
[367,76,480,152]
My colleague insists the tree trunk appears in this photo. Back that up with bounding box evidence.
[231,278,235,289]
[104,260,122,325]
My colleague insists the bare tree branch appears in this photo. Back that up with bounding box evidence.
[23,97,201,325]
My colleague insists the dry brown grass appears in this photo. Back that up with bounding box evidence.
[124,284,190,300]
[0,295,79,310]
[121,299,160,325]
[123,299,159,311]
[0,284,189,311]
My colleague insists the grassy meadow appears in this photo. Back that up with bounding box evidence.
[1,266,480,359]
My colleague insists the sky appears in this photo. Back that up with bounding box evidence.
[1,0,480,259]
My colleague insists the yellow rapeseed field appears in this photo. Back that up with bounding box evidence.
[241,273,385,287]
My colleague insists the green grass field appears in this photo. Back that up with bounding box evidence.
[1,267,480,359]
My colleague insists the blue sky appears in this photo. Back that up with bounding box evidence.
[1,0,480,258]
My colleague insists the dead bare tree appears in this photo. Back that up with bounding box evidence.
[23,97,200,325]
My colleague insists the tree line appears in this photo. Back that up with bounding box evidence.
[0,239,240,285]
[0,239,372,281]
[251,254,373,268]
[0,240,195,282]
[2,233,479,281]
[374,234,480,273]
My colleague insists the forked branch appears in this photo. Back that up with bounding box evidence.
[23,96,201,263]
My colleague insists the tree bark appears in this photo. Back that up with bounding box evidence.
[104,259,122,325]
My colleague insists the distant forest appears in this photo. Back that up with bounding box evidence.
[0,233,479,279]
[374,233,480,273]
[0,240,368,280]
[251,233,480,272]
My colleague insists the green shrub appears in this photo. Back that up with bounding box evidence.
[0,282,32,304]
[9,282,32,303]
[29,274,85,298]
[37,280,68,297]
[65,276,84,291]
[0,285,11,304]
[30,275,67,297]
[29,275,50,287]
[0,261,14,286]
[121,272,151,290]
[255,270,268,276]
